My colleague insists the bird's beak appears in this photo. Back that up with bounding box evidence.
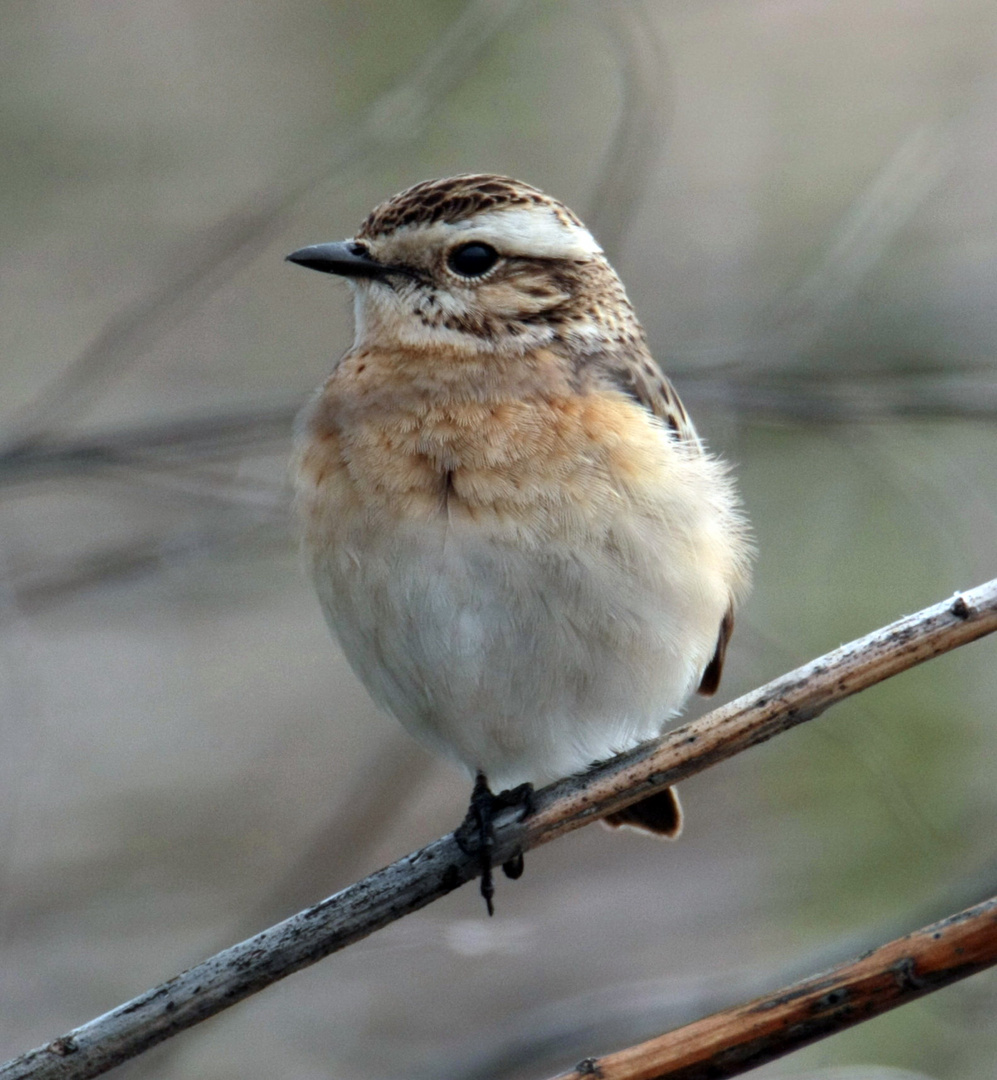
[285,241,386,279]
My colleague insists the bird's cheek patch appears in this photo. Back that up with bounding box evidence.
[477,278,570,319]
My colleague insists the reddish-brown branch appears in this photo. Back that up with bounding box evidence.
[552,894,997,1080]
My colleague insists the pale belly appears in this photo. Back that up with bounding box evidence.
[308,508,726,789]
[297,381,748,790]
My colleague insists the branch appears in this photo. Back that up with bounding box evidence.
[3,578,995,1080]
[550,892,997,1080]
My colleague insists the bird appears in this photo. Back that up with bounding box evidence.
[287,174,752,913]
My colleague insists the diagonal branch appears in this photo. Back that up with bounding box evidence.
[2,578,996,1080]
[550,892,997,1080]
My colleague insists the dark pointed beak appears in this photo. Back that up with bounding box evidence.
[285,241,385,279]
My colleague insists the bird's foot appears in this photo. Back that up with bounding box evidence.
[496,782,534,881]
[457,774,534,915]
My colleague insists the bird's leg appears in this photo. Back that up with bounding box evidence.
[458,775,535,915]
[467,771,497,916]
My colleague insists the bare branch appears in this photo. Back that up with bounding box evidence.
[2,578,995,1080]
[550,893,997,1080]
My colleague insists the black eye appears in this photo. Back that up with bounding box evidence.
[447,242,499,278]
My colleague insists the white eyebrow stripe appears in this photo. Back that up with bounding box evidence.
[452,207,603,259]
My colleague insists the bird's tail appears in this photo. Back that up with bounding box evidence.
[603,786,683,838]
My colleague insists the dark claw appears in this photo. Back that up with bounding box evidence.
[502,851,525,880]
[480,868,495,917]
[497,782,533,882]
[498,782,536,817]
[459,775,535,915]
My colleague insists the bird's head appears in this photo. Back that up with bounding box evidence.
[287,175,643,357]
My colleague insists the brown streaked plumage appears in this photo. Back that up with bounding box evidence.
[357,175,586,240]
[288,175,752,910]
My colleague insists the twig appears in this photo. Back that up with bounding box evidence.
[2,578,995,1080]
[550,892,997,1080]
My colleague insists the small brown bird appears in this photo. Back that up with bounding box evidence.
[288,175,751,911]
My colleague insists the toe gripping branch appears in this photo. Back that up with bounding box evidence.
[456,773,535,916]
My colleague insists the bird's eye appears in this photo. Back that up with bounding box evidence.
[447,242,499,278]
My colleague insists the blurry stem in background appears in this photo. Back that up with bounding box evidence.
[757,121,952,366]
[669,119,955,373]
[551,893,997,1080]
[244,734,433,930]
[3,366,995,491]
[3,521,290,618]
[1,578,996,1080]
[0,0,528,454]
[585,0,671,264]
[0,207,294,455]
[9,367,997,615]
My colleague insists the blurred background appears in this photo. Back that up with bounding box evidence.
[2,2,996,1078]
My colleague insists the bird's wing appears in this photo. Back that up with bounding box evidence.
[595,346,738,696]
[596,345,702,449]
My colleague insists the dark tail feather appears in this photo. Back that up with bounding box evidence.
[603,786,683,838]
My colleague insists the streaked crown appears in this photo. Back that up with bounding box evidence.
[357,174,587,240]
